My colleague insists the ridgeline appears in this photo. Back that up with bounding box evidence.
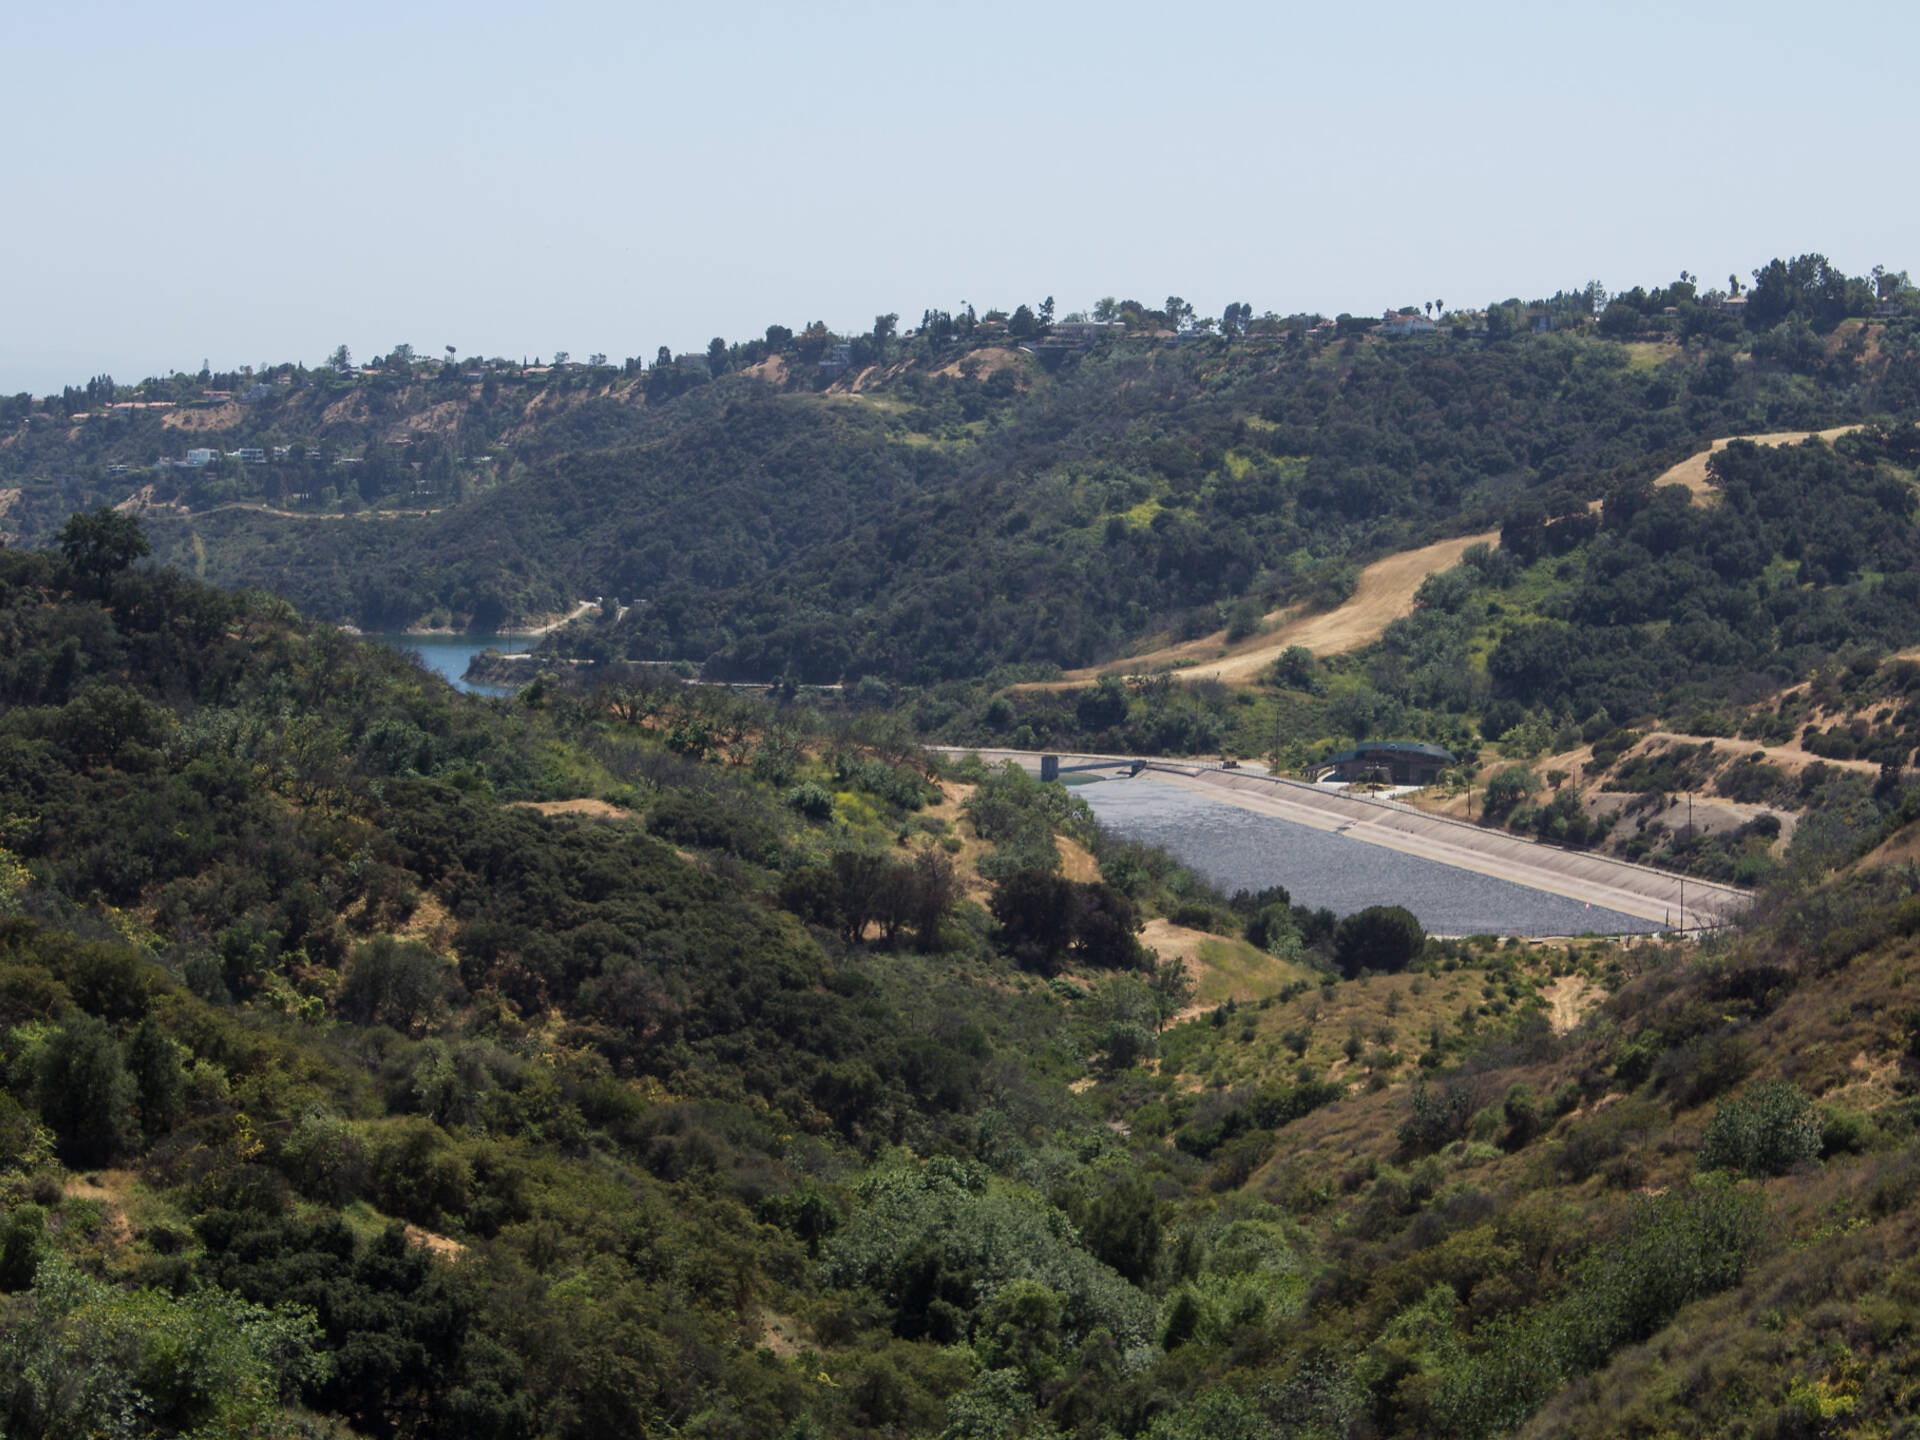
[2,252,1920,1437]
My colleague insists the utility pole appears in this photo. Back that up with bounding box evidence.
[1682,790,1693,934]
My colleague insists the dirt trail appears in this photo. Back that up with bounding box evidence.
[1019,531,1499,691]
[507,600,597,635]
[1543,974,1600,1035]
[1227,531,1501,674]
[1655,426,1860,503]
[1633,729,1883,777]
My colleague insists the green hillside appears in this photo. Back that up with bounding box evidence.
[7,516,1920,1436]
[5,257,1916,681]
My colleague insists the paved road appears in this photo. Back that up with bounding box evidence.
[934,748,1749,930]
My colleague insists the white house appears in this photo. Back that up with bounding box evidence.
[1374,313,1439,337]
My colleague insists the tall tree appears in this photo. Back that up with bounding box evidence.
[57,507,149,584]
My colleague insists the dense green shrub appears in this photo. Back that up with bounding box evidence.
[1431,1183,1765,1437]
[1398,1080,1474,1155]
[1697,1080,1823,1176]
[645,788,779,862]
[822,1159,1155,1350]
[1334,905,1426,978]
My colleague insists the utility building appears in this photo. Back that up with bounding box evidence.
[1318,741,1454,786]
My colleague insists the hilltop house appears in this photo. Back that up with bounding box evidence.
[1373,312,1438,337]
[1044,320,1125,348]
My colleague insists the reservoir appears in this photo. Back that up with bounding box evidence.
[1072,774,1659,937]
[369,633,535,697]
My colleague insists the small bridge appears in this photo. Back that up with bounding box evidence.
[1041,754,1146,781]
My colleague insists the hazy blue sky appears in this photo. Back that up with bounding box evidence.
[3,0,1914,392]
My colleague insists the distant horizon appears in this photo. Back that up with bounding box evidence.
[6,249,1906,398]
[4,0,1914,395]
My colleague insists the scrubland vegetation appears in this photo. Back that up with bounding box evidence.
[3,249,1920,1436]
[0,518,1919,1438]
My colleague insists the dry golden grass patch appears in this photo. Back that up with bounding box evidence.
[1057,836,1101,883]
[508,798,634,819]
[919,780,997,902]
[404,1223,468,1260]
[160,402,242,432]
[933,346,1027,382]
[1174,964,1530,1099]
[61,1169,140,1249]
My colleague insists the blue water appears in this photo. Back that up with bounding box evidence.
[370,633,536,697]
[1073,775,1658,937]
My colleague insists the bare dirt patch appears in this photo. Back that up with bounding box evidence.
[63,1170,137,1246]
[1654,426,1860,504]
[1238,532,1502,670]
[161,402,242,432]
[935,347,1026,382]
[752,1308,812,1358]
[390,399,465,442]
[397,891,456,947]
[321,393,371,427]
[1543,974,1600,1035]
[1633,729,1880,778]
[1027,532,1499,690]
[740,355,788,386]
[404,1223,467,1260]
[112,484,165,516]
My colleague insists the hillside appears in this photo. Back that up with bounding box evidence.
[10,540,1920,1436]
[5,256,1916,687]
[1019,531,1505,690]
[1650,423,1862,502]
